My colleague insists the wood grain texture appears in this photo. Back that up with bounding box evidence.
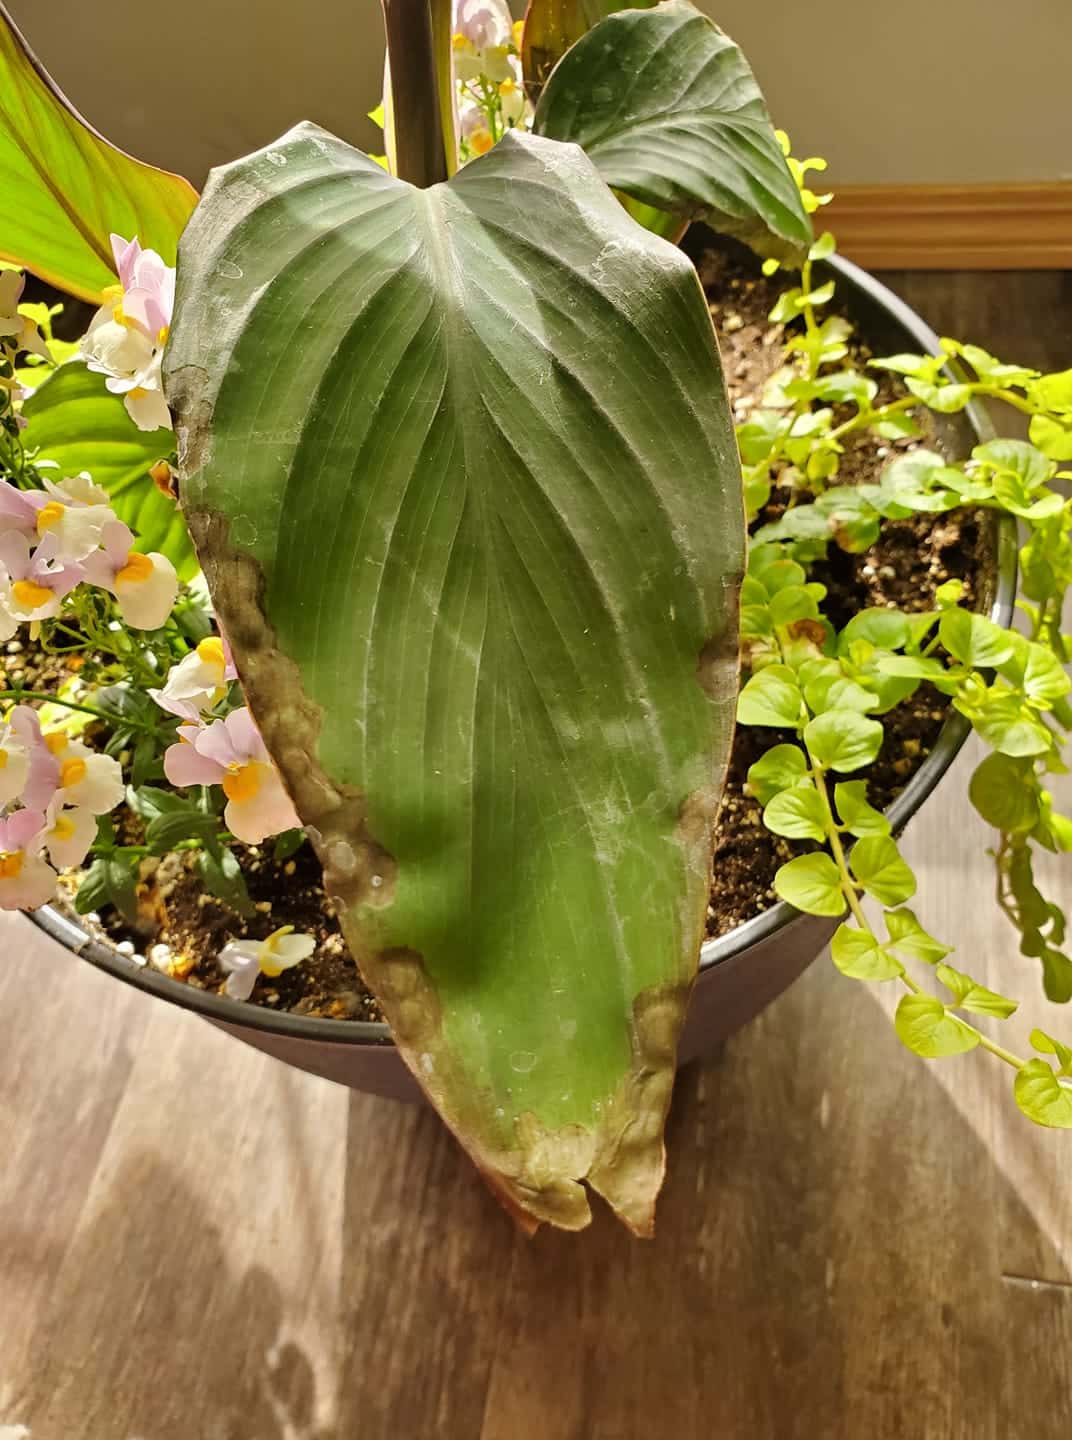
[826,184,1072,270]
[1,271,1070,1439]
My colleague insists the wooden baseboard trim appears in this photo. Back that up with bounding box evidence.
[822,183,1072,270]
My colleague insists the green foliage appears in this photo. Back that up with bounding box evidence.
[773,852,846,917]
[533,1,811,262]
[894,995,980,1059]
[0,7,196,299]
[735,294,1072,1126]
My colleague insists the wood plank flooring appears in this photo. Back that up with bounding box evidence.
[1,270,1070,1439]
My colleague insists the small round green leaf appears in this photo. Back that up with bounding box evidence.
[833,780,891,837]
[831,924,903,980]
[894,995,980,1059]
[738,666,804,728]
[763,782,826,842]
[884,908,951,964]
[746,743,808,804]
[1013,1060,1072,1128]
[804,710,884,773]
[968,753,1040,833]
[935,963,1018,1019]
[774,853,846,917]
[850,836,916,906]
[938,609,1015,668]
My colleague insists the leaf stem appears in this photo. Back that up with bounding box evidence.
[0,688,167,737]
[381,0,449,187]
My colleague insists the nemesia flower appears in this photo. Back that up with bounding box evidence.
[0,270,53,362]
[453,0,514,82]
[149,634,237,721]
[82,520,178,630]
[20,718,124,816]
[459,101,494,156]
[163,706,300,844]
[0,807,57,910]
[0,713,30,805]
[498,75,525,127]
[42,796,98,870]
[80,235,174,432]
[217,925,315,1001]
[0,473,116,562]
[0,532,84,636]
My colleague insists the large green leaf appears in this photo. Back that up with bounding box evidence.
[0,3,197,301]
[521,0,658,98]
[21,363,196,577]
[165,123,743,1235]
[533,0,811,263]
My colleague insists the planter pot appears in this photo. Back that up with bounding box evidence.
[27,253,1018,1103]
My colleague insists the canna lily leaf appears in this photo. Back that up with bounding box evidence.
[533,0,811,263]
[165,124,744,1235]
[521,0,658,99]
[0,3,197,301]
[20,363,196,577]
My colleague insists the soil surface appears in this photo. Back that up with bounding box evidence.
[49,238,989,1019]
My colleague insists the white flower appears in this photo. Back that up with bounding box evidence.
[218,925,315,1001]
[42,799,97,869]
[149,635,237,720]
[79,235,174,432]
[23,729,124,815]
[0,270,53,361]
[0,717,30,806]
[82,520,178,630]
[0,531,85,632]
[453,0,514,82]
[0,808,57,910]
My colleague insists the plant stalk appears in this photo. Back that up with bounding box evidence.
[381,0,449,188]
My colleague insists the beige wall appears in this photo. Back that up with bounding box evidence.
[9,0,1071,189]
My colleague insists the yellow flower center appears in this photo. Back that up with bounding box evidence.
[260,924,296,976]
[36,501,66,534]
[0,750,7,771]
[115,551,154,587]
[222,761,262,804]
[60,756,87,788]
[44,731,69,756]
[12,578,53,609]
[452,32,470,50]
[50,813,76,841]
[157,325,170,346]
[470,130,494,155]
[499,77,516,95]
[197,636,226,669]
[127,385,148,400]
[512,19,524,47]
[0,851,23,880]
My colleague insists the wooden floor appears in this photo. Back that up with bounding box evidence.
[2,271,1071,1440]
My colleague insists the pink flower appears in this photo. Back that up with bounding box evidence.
[0,808,57,910]
[79,235,174,432]
[0,474,116,562]
[15,707,124,816]
[163,707,300,844]
[0,532,84,635]
[82,520,177,630]
[110,235,175,339]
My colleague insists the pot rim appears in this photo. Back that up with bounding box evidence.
[26,254,1019,1048]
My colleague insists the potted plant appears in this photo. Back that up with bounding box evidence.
[1,0,1069,1237]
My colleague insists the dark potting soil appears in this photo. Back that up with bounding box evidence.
[51,239,988,1018]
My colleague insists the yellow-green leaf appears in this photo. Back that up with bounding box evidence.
[0,5,197,300]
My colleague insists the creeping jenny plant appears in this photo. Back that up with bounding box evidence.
[0,0,1069,1233]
